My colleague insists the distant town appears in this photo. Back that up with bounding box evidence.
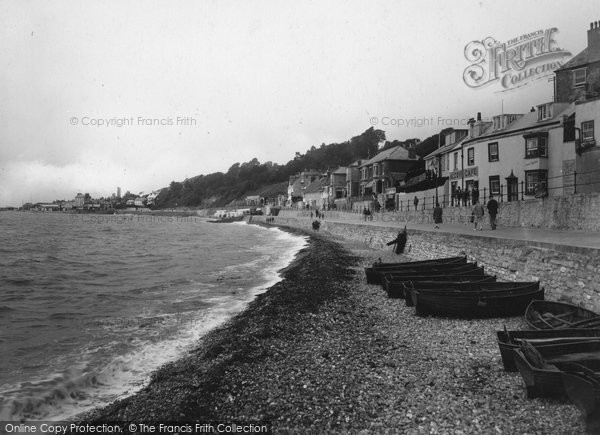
[2,188,160,213]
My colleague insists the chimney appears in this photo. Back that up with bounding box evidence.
[588,20,600,63]
[477,112,482,121]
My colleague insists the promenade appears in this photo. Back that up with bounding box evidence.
[279,210,600,252]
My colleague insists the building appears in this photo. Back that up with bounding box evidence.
[573,98,600,192]
[244,195,261,206]
[554,21,600,193]
[74,193,85,208]
[287,170,321,204]
[359,145,419,196]
[327,167,348,208]
[555,21,600,104]
[452,103,575,202]
[345,160,362,199]
[302,177,326,209]
[423,129,470,203]
[32,203,61,211]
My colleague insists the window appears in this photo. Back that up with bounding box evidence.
[489,175,500,195]
[524,134,548,158]
[488,142,499,162]
[525,170,547,195]
[537,103,553,121]
[574,68,587,87]
[453,152,458,170]
[373,164,379,177]
[582,121,595,142]
[467,147,474,166]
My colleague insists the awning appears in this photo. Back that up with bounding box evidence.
[363,181,374,188]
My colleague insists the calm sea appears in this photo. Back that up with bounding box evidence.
[0,212,306,421]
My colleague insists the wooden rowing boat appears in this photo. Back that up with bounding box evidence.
[497,328,600,372]
[366,262,479,285]
[369,255,467,269]
[514,340,600,398]
[398,273,494,304]
[562,370,600,430]
[381,266,486,293]
[405,281,540,308]
[411,284,544,318]
[525,300,600,330]
[365,256,468,285]
[385,274,496,299]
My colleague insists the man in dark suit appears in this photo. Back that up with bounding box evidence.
[486,195,499,230]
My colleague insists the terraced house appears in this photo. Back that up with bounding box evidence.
[359,145,419,204]
[457,103,575,200]
[422,21,600,203]
[554,20,600,192]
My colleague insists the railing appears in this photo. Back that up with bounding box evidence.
[274,168,600,212]
[394,168,600,211]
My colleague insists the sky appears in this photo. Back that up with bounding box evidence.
[0,0,597,206]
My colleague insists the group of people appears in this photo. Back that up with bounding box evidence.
[310,210,325,220]
[451,186,480,207]
[471,195,498,231]
[432,195,498,231]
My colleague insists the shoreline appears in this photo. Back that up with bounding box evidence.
[77,225,357,424]
[77,224,584,433]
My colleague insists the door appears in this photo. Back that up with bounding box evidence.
[507,177,518,202]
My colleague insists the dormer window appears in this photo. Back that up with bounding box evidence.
[493,116,501,131]
[574,68,587,87]
[537,103,553,121]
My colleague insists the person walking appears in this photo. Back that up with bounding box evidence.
[487,195,499,230]
[413,196,419,211]
[433,202,443,229]
[472,200,485,231]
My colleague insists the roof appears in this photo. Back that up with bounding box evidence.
[424,139,464,160]
[556,48,589,72]
[332,167,347,175]
[362,145,416,166]
[303,178,326,194]
[463,102,574,144]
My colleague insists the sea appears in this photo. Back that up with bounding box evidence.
[0,211,307,421]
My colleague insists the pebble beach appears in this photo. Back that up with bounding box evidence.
[80,225,585,434]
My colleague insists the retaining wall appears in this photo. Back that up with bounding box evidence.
[258,215,600,313]
[281,191,600,231]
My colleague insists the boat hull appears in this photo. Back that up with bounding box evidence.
[385,274,495,299]
[497,329,600,372]
[412,286,544,318]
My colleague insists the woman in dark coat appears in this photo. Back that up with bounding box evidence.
[433,203,443,228]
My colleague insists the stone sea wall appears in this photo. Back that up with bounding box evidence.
[279,191,600,231]
[262,215,600,313]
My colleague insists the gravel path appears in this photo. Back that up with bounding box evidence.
[81,226,585,434]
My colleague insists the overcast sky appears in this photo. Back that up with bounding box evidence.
[1,0,597,205]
